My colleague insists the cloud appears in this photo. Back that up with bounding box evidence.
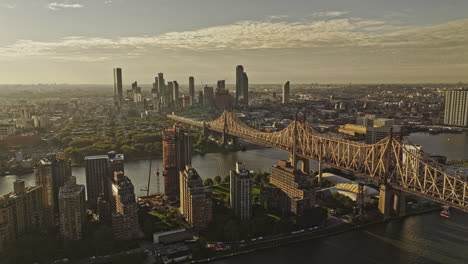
[311,11,349,18]
[48,2,83,10]
[268,15,288,20]
[0,17,467,62]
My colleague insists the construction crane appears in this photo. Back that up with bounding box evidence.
[140,159,152,197]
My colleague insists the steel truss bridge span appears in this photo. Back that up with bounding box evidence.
[168,111,468,212]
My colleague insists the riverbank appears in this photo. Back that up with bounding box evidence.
[193,206,441,263]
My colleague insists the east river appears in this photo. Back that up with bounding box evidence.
[1,132,467,263]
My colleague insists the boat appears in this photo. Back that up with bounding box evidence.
[440,206,450,218]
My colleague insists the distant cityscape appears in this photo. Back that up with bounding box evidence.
[0,65,467,263]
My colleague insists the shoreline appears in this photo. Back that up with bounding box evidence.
[0,145,272,176]
[193,207,440,263]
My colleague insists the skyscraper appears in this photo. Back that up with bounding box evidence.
[203,85,215,108]
[132,81,142,105]
[111,171,139,240]
[282,81,290,104]
[444,88,468,127]
[242,72,249,104]
[158,73,167,109]
[189,76,195,105]
[230,162,252,221]
[58,176,86,240]
[215,80,232,110]
[152,77,160,111]
[158,73,165,95]
[113,68,123,103]
[173,81,179,107]
[163,124,192,199]
[235,65,249,105]
[179,166,212,229]
[236,65,244,104]
[167,82,174,107]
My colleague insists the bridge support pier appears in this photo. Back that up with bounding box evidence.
[221,132,227,145]
[378,184,393,219]
[290,154,310,173]
[379,185,407,218]
[393,190,406,216]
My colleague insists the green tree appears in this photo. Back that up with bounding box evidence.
[214,176,222,184]
[223,175,230,183]
[204,178,214,186]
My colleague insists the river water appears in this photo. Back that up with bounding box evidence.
[0,132,467,263]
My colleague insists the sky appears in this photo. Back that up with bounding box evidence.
[0,0,467,84]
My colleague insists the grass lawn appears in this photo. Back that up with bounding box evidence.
[148,212,176,230]
[210,183,230,195]
[455,163,468,167]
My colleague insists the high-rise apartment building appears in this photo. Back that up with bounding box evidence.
[58,176,86,240]
[230,162,252,221]
[85,152,124,210]
[0,180,45,250]
[282,81,290,104]
[268,160,315,215]
[113,68,123,104]
[34,156,71,220]
[163,124,192,199]
[179,166,212,229]
[444,88,468,127]
[110,171,139,240]
[85,155,109,210]
[189,76,195,105]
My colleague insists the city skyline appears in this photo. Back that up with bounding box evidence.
[0,0,468,84]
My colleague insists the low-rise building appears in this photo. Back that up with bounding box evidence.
[267,160,315,215]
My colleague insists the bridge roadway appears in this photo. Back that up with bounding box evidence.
[167,111,468,213]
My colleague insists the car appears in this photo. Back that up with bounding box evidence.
[251,238,257,241]
[258,237,263,240]
[240,240,245,243]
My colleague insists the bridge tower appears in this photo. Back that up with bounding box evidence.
[221,110,228,145]
[289,112,310,173]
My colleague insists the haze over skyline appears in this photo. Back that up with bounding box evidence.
[0,0,467,84]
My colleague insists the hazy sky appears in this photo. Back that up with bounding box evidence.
[0,0,467,84]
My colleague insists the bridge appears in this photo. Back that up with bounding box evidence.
[168,111,468,214]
